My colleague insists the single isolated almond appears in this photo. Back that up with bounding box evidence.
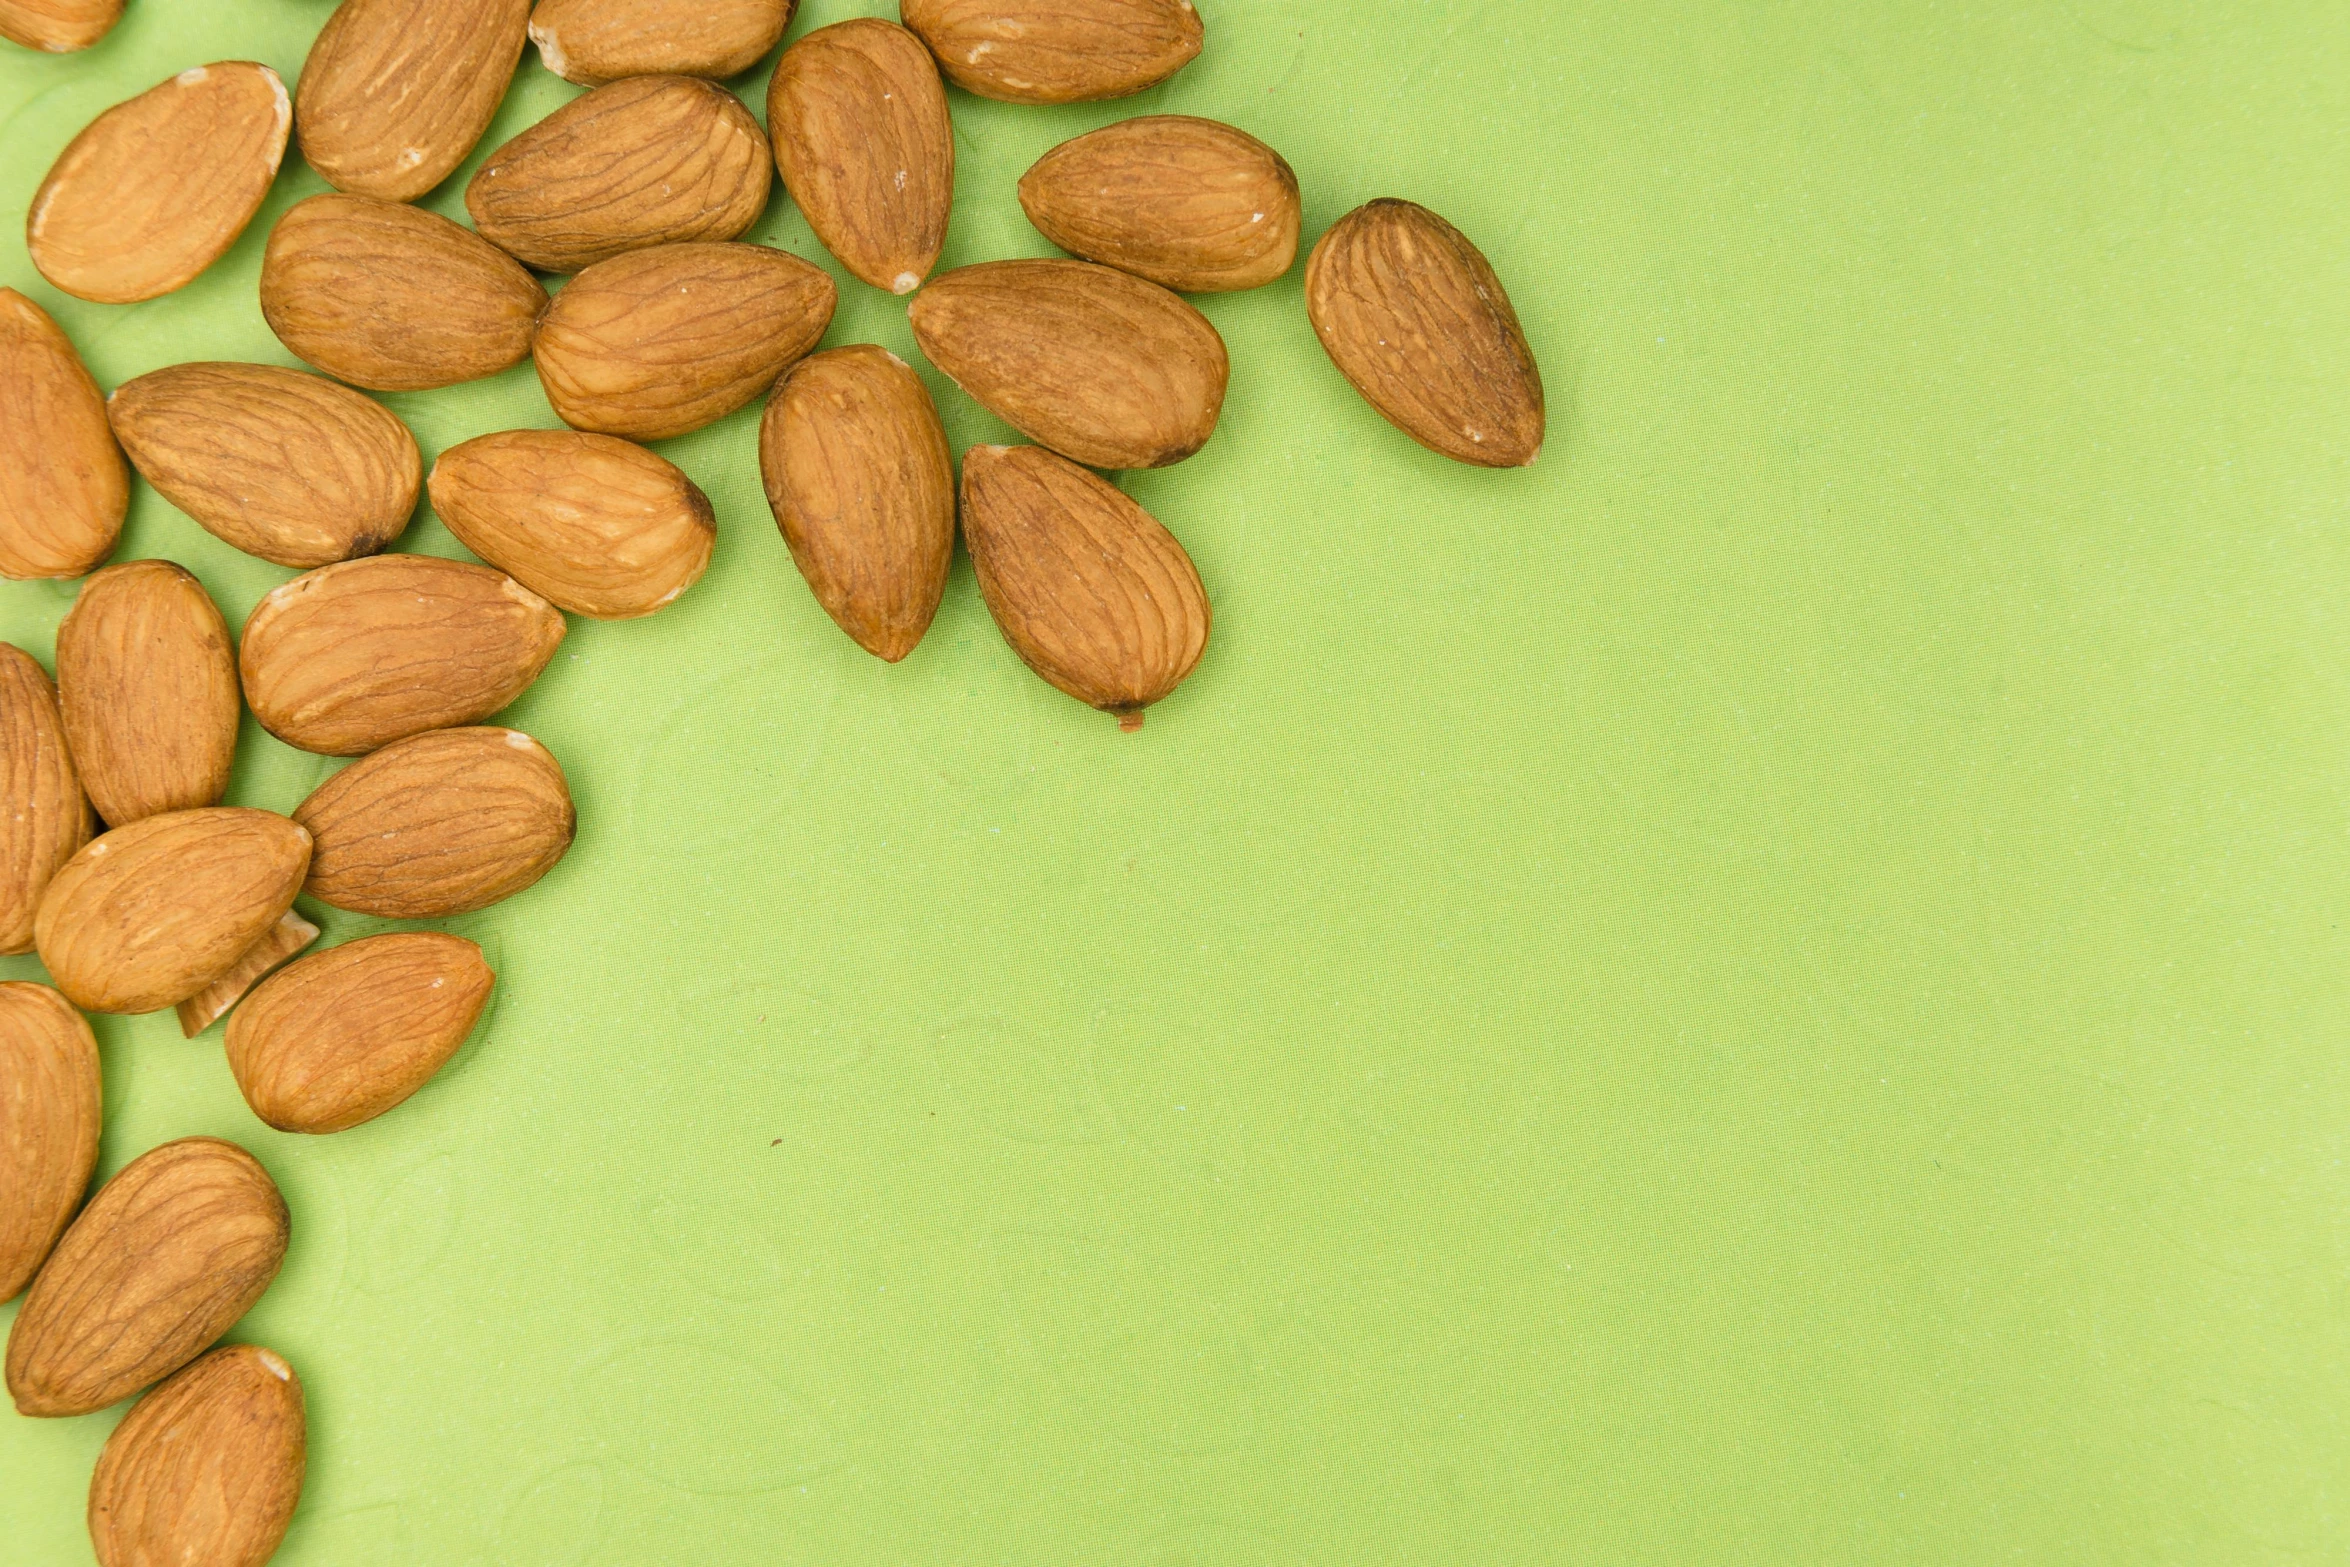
[57,561,241,828]
[901,0,1200,104]
[176,910,320,1040]
[0,0,122,52]
[107,362,420,568]
[28,63,292,305]
[767,19,952,295]
[0,289,126,580]
[88,1344,305,1567]
[961,444,1209,728]
[5,1137,288,1419]
[261,193,548,392]
[909,259,1227,469]
[295,727,575,918]
[297,0,533,201]
[530,0,793,85]
[240,554,567,755]
[0,983,99,1302]
[0,647,90,954]
[1019,116,1299,294]
[1304,198,1545,469]
[759,345,952,661]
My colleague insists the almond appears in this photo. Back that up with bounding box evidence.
[0,0,122,52]
[0,647,90,954]
[533,240,835,439]
[759,345,952,661]
[909,259,1227,469]
[227,932,495,1133]
[5,1138,287,1419]
[28,63,292,305]
[296,0,533,202]
[239,554,566,756]
[530,0,793,85]
[960,444,1208,728]
[1019,116,1299,294]
[107,363,420,568]
[87,1344,305,1567]
[0,289,127,580]
[57,562,241,828]
[901,0,1200,104]
[430,429,714,619]
[1303,198,1545,469]
[261,193,549,392]
[0,983,99,1303]
[295,727,574,918]
[767,19,952,295]
[175,910,320,1040]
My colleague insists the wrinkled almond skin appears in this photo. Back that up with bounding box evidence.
[295,727,575,918]
[901,0,1200,104]
[533,241,835,439]
[88,1344,305,1567]
[29,63,292,305]
[297,0,533,202]
[0,0,122,52]
[176,911,318,1040]
[261,194,549,392]
[1019,116,1299,293]
[0,983,99,1303]
[759,346,952,661]
[0,289,127,580]
[108,363,420,568]
[530,0,793,84]
[228,932,495,1133]
[239,554,566,756]
[1304,199,1545,469]
[0,647,91,954]
[961,444,1208,727]
[57,562,240,828]
[909,259,1227,469]
[768,20,952,295]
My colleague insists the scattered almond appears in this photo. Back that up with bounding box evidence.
[0,0,121,52]
[901,0,1201,104]
[57,561,241,828]
[0,983,99,1303]
[0,647,90,955]
[1019,116,1300,293]
[530,0,794,85]
[87,1344,305,1567]
[296,0,533,202]
[175,910,320,1040]
[0,289,127,581]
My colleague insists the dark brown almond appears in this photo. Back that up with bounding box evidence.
[530,0,794,84]
[57,562,241,828]
[88,1344,305,1567]
[0,0,123,52]
[0,646,90,954]
[900,0,1200,104]
[1018,115,1300,293]
[0,289,127,580]
[0,983,99,1303]
[296,0,533,202]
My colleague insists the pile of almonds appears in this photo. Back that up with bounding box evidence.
[0,0,1544,1560]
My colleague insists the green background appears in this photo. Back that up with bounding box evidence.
[4,0,2348,1560]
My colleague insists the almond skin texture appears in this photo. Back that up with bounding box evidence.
[901,0,1200,104]
[533,241,835,439]
[909,259,1227,469]
[0,0,123,52]
[107,363,420,568]
[0,289,127,580]
[58,562,241,828]
[227,932,495,1133]
[961,444,1208,727]
[261,194,549,392]
[176,911,319,1040]
[297,0,533,202]
[1304,198,1545,469]
[0,983,99,1303]
[430,429,715,619]
[29,63,293,305]
[467,75,771,273]
[1019,116,1299,293]
[6,1138,288,1419]
[767,20,952,295]
[295,727,574,918]
[0,647,91,954]
[530,0,793,84]
[88,1344,305,1567]
[759,346,952,661]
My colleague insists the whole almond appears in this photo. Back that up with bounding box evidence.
[295,727,574,918]
[88,1344,305,1567]
[909,259,1227,469]
[430,429,715,619]
[227,932,496,1133]
[759,345,952,662]
[530,0,793,85]
[107,363,420,568]
[261,193,548,392]
[239,555,566,755]
[0,289,127,580]
[961,443,1209,728]
[57,562,241,828]
[28,63,292,305]
[0,983,99,1302]
[296,0,533,202]
[767,19,951,295]
[0,0,122,52]
[5,1137,287,1419]
[0,647,90,954]
[901,0,1200,104]
[1019,116,1299,294]
[533,241,835,439]
[176,911,320,1040]
[1303,198,1545,469]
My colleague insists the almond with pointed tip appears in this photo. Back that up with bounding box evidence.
[1018,115,1299,293]
[0,647,90,955]
[530,0,793,84]
[0,983,99,1303]
[88,1344,305,1567]
[900,0,1200,104]
[175,911,320,1040]
[57,561,241,828]
[296,0,533,201]
[0,0,122,51]
[0,290,126,581]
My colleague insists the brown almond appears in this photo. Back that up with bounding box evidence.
[28,63,292,305]
[759,346,952,661]
[0,0,122,52]
[901,0,1200,104]
[1303,198,1545,469]
[767,20,952,295]
[261,193,548,392]
[1019,116,1299,294]
[296,0,533,202]
[295,727,574,918]
[175,910,320,1040]
[909,259,1227,469]
[0,289,127,580]
[960,443,1208,728]
[227,932,495,1133]
[88,1344,305,1567]
[5,1137,287,1419]
[533,241,835,439]
[57,562,241,828]
[530,0,793,85]
[0,983,99,1302]
[0,646,91,954]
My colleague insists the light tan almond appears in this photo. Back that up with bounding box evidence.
[175,911,319,1040]
[0,0,119,51]
[530,0,793,85]
[239,554,566,756]
[261,193,548,392]
[0,983,99,1303]
[0,289,126,580]
[909,259,1226,469]
[0,647,90,955]
[767,19,951,295]
[88,1344,305,1567]
[57,562,241,828]
[295,727,574,918]
[296,0,533,202]
[901,0,1200,104]
[1303,198,1545,469]
[759,345,952,661]
[1019,116,1299,293]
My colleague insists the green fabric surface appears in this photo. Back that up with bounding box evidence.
[4,0,2348,1561]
